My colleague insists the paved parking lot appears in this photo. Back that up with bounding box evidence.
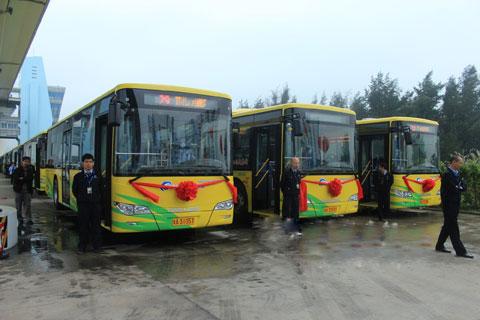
[1,178,479,320]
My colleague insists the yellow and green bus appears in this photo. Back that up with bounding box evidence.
[20,131,48,192]
[357,117,441,209]
[1,132,47,192]
[232,103,361,222]
[43,83,235,233]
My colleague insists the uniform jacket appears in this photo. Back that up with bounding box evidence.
[441,168,466,212]
[281,167,303,196]
[375,170,394,195]
[72,169,104,204]
[12,165,35,194]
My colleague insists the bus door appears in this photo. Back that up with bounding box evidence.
[359,135,388,201]
[252,125,281,213]
[94,115,111,226]
[61,130,72,205]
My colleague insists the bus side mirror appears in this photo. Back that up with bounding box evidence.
[402,126,413,145]
[232,122,240,148]
[108,99,122,127]
[293,118,304,136]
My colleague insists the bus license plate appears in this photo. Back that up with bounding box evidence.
[420,199,428,205]
[172,217,195,226]
[324,206,338,213]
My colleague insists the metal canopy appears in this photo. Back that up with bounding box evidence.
[0,0,49,106]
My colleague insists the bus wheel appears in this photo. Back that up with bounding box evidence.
[233,182,251,225]
[53,178,63,210]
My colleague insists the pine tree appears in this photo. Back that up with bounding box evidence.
[350,92,369,119]
[330,92,348,108]
[408,71,443,120]
[439,77,461,158]
[365,72,402,117]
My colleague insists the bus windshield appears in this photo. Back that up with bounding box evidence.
[392,122,439,173]
[115,89,231,176]
[285,109,355,173]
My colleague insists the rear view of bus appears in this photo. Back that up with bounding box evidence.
[108,85,235,232]
[357,117,441,209]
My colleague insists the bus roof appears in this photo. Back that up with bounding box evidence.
[357,116,439,126]
[49,83,232,131]
[1,131,47,156]
[233,103,356,118]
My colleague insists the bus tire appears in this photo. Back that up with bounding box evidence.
[53,178,64,210]
[233,181,251,225]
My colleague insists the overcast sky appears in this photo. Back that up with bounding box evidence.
[26,0,480,118]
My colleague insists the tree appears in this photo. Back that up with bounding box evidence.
[311,94,318,104]
[365,72,402,117]
[319,92,328,104]
[406,71,443,120]
[280,84,291,104]
[439,77,461,159]
[253,97,265,109]
[238,99,249,109]
[459,65,480,152]
[350,92,369,119]
[330,92,348,108]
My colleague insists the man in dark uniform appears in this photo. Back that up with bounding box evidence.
[72,153,104,253]
[375,161,393,221]
[435,155,473,259]
[13,157,35,226]
[281,157,303,237]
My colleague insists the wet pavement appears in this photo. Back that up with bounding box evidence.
[1,177,480,320]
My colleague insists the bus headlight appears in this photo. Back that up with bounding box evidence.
[392,189,413,198]
[349,194,358,201]
[214,200,233,210]
[114,202,152,215]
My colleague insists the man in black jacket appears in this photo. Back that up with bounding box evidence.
[435,155,473,259]
[281,157,303,236]
[13,157,35,225]
[72,154,104,253]
[375,161,393,221]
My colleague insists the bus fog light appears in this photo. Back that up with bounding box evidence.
[349,194,358,201]
[214,200,233,210]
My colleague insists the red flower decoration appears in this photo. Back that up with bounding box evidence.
[176,181,198,201]
[421,179,436,192]
[328,178,343,197]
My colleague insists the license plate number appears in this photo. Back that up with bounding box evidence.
[420,199,428,205]
[172,217,195,226]
[324,206,338,213]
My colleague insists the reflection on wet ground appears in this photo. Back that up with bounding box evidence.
[3,188,478,280]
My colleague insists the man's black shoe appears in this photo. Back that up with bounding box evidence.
[92,248,104,254]
[77,248,86,255]
[27,220,34,226]
[456,253,474,259]
[435,247,451,253]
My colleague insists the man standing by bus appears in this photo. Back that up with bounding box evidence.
[281,157,303,237]
[435,155,473,259]
[375,161,393,221]
[13,156,34,226]
[72,154,104,254]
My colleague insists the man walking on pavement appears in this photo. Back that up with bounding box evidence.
[72,153,104,254]
[435,155,473,259]
[13,156,35,226]
[281,157,303,238]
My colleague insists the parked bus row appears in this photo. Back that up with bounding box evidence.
[0,83,441,233]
